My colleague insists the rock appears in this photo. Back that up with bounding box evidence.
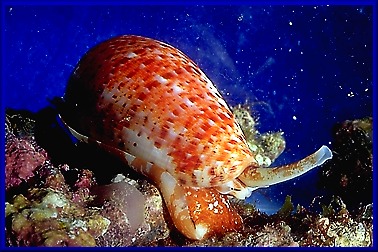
[319,117,373,209]
[5,111,48,191]
[233,104,285,167]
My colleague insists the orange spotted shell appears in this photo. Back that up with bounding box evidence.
[61,35,332,240]
[62,35,255,188]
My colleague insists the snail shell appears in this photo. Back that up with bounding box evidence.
[60,35,332,240]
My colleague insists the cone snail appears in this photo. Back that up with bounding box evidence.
[59,35,333,240]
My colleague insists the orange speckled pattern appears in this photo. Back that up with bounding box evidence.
[185,186,243,237]
[63,35,254,188]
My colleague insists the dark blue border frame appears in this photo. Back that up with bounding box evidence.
[1,1,5,250]
[372,1,377,250]
[1,0,376,250]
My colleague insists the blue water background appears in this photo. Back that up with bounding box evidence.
[3,4,373,214]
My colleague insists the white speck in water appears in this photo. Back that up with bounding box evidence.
[293,115,297,120]
[289,21,293,26]
[238,14,243,21]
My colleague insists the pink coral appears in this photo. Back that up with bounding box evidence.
[5,134,48,191]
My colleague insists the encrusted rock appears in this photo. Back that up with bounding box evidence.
[319,117,373,209]
[233,104,285,167]
[5,112,48,191]
[6,188,109,246]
